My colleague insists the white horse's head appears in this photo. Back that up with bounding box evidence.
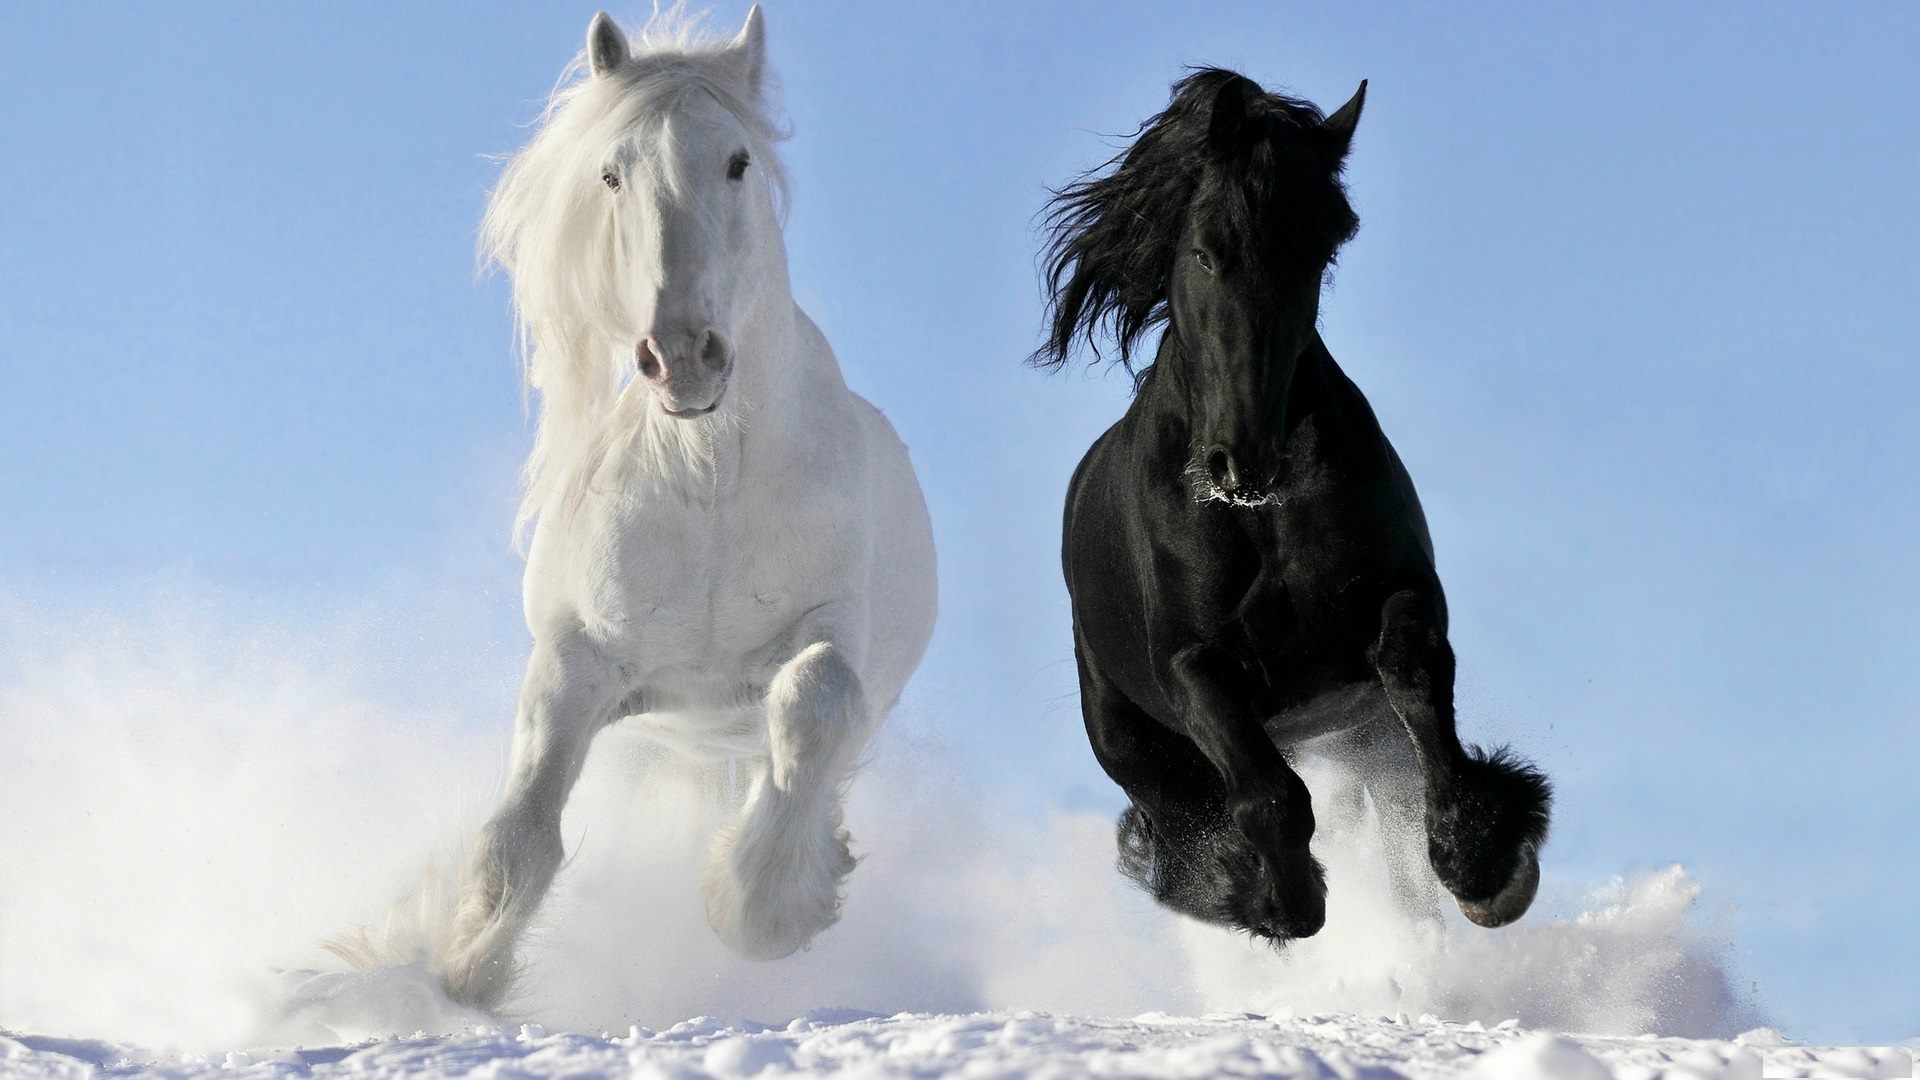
[585,7,781,418]
[486,7,789,532]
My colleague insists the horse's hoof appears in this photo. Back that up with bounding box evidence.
[703,819,854,960]
[1456,845,1540,928]
[1250,908,1326,942]
[1236,849,1327,941]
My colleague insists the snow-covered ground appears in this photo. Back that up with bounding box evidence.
[1,616,1911,1078]
[4,1011,1913,1078]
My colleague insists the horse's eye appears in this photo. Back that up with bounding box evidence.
[1192,248,1214,272]
[726,151,750,182]
[602,170,621,192]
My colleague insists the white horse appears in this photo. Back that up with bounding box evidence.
[440,7,937,1009]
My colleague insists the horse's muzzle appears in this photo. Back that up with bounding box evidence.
[1198,442,1284,506]
[638,327,733,418]
[658,376,728,419]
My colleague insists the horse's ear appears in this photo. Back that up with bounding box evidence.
[586,12,629,79]
[1314,79,1367,163]
[726,4,767,97]
[1206,75,1253,157]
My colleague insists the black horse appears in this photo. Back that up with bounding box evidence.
[1035,69,1551,941]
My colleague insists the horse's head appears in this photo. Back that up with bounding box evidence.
[486,8,790,539]
[486,8,787,437]
[586,8,781,419]
[1036,69,1364,506]
[1173,74,1364,503]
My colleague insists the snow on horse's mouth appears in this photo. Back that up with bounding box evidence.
[1199,481,1286,508]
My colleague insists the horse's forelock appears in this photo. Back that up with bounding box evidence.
[1032,68,1358,376]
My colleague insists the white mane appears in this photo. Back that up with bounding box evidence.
[482,8,790,546]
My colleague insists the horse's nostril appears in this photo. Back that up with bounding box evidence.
[1206,446,1240,491]
[636,339,662,380]
[699,328,732,373]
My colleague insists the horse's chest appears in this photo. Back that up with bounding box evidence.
[1211,514,1390,691]
[545,493,820,666]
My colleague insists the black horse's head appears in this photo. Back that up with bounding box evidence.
[1035,69,1365,504]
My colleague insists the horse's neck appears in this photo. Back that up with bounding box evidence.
[719,286,825,448]
[730,295,802,425]
[1130,337,1200,453]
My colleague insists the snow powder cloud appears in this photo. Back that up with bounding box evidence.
[0,593,1763,1049]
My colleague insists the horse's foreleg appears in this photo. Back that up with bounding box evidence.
[1163,644,1328,939]
[1371,589,1551,928]
[1079,648,1255,929]
[703,640,866,959]
[442,634,619,1008]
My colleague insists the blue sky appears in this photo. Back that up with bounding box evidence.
[2,2,1915,1043]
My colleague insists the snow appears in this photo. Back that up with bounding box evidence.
[3,1012,1912,1078]
[2,613,1912,1077]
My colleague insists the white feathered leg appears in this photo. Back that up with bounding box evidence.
[442,634,618,1008]
[704,641,868,959]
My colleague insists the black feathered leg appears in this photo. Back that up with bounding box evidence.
[1076,645,1324,939]
[1164,644,1327,939]
[1075,647,1236,918]
[1372,589,1552,927]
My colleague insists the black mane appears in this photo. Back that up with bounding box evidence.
[1032,67,1360,374]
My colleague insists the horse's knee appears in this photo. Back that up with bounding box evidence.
[1230,779,1315,853]
[1372,589,1451,692]
[766,641,867,792]
[484,803,565,885]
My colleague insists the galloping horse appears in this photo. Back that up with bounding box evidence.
[441,8,937,1007]
[1037,70,1551,941]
